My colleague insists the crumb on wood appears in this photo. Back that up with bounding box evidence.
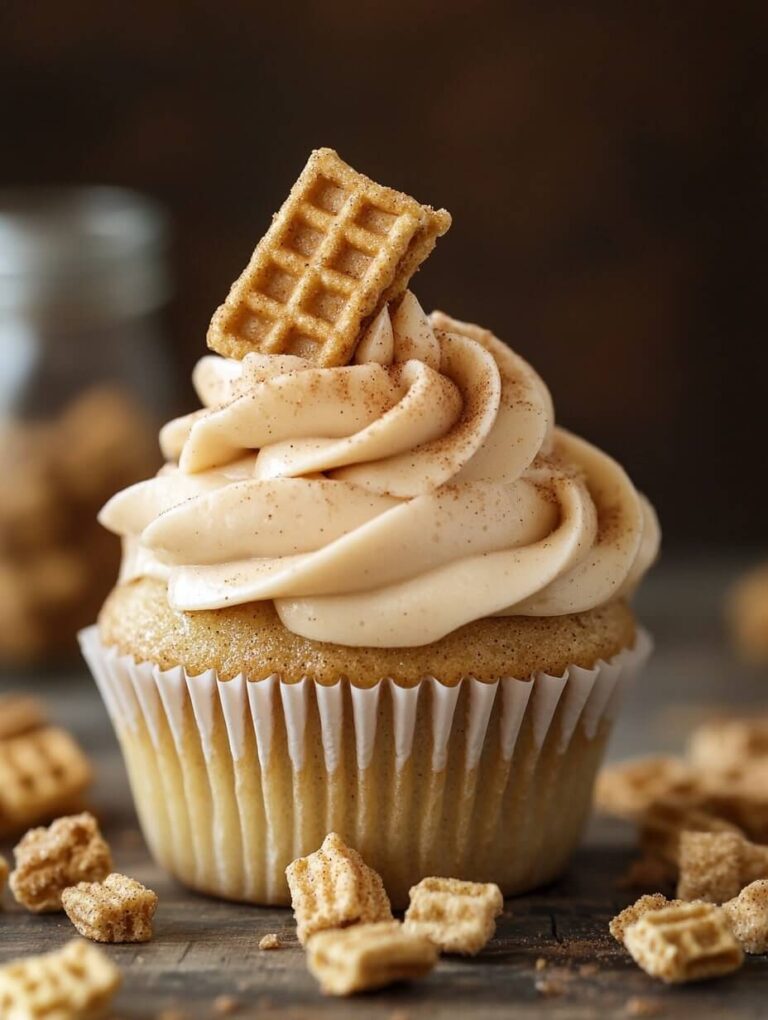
[212,994,240,1015]
[625,996,665,1017]
[535,976,566,997]
[534,956,548,971]
[259,932,282,950]
[578,962,600,977]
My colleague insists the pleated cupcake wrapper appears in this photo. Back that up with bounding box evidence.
[80,627,651,776]
[79,625,651,903]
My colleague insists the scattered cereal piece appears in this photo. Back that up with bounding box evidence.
[286,832,392,945]
[306,921,437,996]
[594,757,700,820]
[62,872,158,943]
[259,933,281,951]
[403,876,503,955]
[10,812,112,913]
[688,715,768,773]
[0,938,121,1018]
[534,956,548,971]
[624,902,743,984]
[624,996,665,1017]
[212,994,240,1015]
[700,763,768,843]
[738,837,768,885]
[610,894,681,944]
[722,880,768,954]
[676,831,743,903]
[640,799,742,866]
[0,695,47,740]
[0,728,92,837]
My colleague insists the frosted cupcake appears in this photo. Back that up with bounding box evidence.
[81,150,659,907]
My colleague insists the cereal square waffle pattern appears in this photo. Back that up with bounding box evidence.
[404,876,504,955]
[0,938,121,1020]
[62,872,158,943]
[307,921,438,996]
[286,832,392,945]
[10,812,112,913]
[208,148,451,366]
[0,728,91,838]
[624,902,743,984]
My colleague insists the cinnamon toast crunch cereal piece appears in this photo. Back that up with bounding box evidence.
[722,880,768,954]
[10,812,112,913]
[688,716,768,773]
[0,695,47,740]
[62,872,158,943]
[403,876,503,955]
[676,831,743,903]
[0,938,121,1019]
[0,728,91,836]
[640,799,742,866]
[594,756,700,820]
[306,921,437,996]
[208,148,451,366]
[624,902,743,984]
[699,763,768,843]
[286,832,392,945]
[609,894,683,945]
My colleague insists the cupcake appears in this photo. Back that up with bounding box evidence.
[81,149,659,907]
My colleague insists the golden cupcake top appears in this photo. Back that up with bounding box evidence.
[99,148,660,648]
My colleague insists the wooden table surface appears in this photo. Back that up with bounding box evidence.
[2,557,768,1019]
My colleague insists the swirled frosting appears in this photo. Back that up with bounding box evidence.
[100,293,660,647]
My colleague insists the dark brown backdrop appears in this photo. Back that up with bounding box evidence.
[2,0,765,547]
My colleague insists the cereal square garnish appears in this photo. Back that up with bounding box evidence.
[594,756,700,820]
[403,876,504,955]
[609,894,682,945]
[640,799,742,866]
[0,938,121,1019]
[10,812,112,913]
[0,694,47,740]
[62,872,158,943]
[207,148,451,367]
[285,832,392,945]
[306,921,437,996]
[722,880,768,954]
[0,727,91,837]
[676,831,743,903]
[624,902,743,984]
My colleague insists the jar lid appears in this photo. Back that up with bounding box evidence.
[0,187,171,319]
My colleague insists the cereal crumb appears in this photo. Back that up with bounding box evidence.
[62,872,157,943]
[10,812,112,912]
[534,956,548,971]
[624,902,742,983]
[259,933,281,951]
[625,997,665,1017]
[286,832,392,945]
[306,921,437,996]
[722,879,768,953]
[213,995,240,1015]
[535,977,566,997]
[403,876,503,955]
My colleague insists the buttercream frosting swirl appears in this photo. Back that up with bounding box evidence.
[100,293,659,647]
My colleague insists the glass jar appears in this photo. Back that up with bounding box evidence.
[0,187,172,669]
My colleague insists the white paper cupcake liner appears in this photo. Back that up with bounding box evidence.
[80,625,652,905]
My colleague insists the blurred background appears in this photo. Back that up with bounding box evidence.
[1,0,766,667]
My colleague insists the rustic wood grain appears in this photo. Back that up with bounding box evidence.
[1,560,767,1017]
